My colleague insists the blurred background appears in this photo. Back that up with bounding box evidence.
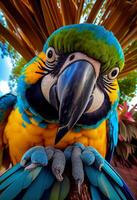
[0,0,137,197]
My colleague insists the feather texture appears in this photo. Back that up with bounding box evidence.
[85,160,135,200]
[0,165,71,200]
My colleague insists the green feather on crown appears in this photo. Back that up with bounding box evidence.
[43,24,124,72]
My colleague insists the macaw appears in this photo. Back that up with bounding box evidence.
[0,24,135,200]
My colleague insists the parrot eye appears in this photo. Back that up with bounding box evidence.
[46,47,57,63]
[108,67,119,80]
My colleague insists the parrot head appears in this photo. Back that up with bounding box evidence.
[18,24,124,144]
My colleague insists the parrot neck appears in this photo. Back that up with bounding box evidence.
[17,75,59,127]
[17,91,58,128]
[17,97,48,128]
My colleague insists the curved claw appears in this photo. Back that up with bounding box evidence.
[84,146,104,170]
[52,149,66,182]
[77,180,82,195]
[71,146,84,189]
[69,142,105,194]
[20,146,51,169]
[21,146,47,166]
[25,163,39,170]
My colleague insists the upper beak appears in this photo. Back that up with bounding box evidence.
[50,60,97,144]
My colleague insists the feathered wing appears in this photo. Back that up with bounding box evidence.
[0,151,135,200]
[0,93,16,169]
[0,164,70,200]
[85,160,135,200]
[106,107,119,162]
[0,98,135,200]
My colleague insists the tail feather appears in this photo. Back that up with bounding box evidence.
[22,168,54,200]
[90,186,102,200]
[0,154,135,200]
[49,182,60,200]
[0,163,21,184]
[0,165,69,200]
[85,161,135,200]
[0,169,23,190]
[0,166,42,200]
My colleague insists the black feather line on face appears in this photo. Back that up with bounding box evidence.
[46,58,58,64]
[50,54,69,77]
[35,53,68,78]
[35,61,53,76]
[97,73,116,94]
[103,80,116,90]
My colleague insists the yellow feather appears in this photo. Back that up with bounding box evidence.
[107,80,119,104]
[23,52,46,84]
[4,108,107,164]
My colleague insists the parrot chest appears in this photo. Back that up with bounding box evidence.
[4,109,107,164]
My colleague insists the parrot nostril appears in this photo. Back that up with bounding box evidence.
[69,54,75,61]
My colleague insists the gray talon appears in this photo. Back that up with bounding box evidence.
[45,146,55,160]
[71,146,84,186]
[54,169,63,181]
[77,180,82,195]
[25,163,39,170]
[52,149,66,181]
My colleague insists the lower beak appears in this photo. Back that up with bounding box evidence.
[52,60,96,144]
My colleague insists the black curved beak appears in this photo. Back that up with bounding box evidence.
[52,60,96,144]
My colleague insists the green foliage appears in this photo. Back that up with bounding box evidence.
[118,70,137,104]
[82,0,95,18]
[8,57,27,93]
[114,103,137,167]
[12,57,27,78]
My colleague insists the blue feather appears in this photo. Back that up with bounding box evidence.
[0,167,42,200]
[0,163,21,183]
[85,164,135,200]
[106,102,119,162]
[102,161,123,187]
[40,189,51,200]
[85,166,121,199]
[22,168,54,200]
[90,186,102,200]
[0,93,16,124]
[113,184,127,200]
[0,169,24,190]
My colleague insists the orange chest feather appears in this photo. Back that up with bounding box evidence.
[4,109,107,164]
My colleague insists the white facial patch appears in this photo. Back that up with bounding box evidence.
[41,75,57,102]
[41,51,101,105]
[86,86,104,113]
[59,52,101,78]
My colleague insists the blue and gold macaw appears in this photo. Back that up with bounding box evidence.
[0,24,135,200]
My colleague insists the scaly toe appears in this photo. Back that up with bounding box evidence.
[52,149,66,181]
[81,149,95,166]
[71,146,84,186]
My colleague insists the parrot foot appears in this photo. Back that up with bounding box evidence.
[20,146,66,181]
[20,143,104,186]
[64,143,104,193]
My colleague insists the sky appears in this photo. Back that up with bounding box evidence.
[0,49,12,96]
